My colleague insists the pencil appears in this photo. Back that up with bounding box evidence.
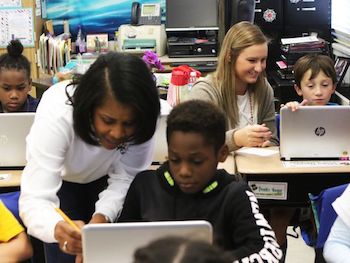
[55,207,81,232]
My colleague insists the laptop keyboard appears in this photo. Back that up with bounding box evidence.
[282,160,350,168]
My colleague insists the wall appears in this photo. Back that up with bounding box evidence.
[0,0,43,79]
[45,0,165,38]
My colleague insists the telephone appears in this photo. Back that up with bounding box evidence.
[131,2,161,25]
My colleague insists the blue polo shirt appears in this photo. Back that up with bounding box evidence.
[0,95,39,113]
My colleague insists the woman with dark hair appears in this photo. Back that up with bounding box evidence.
[0,39,39,112]
[19,52,160,263]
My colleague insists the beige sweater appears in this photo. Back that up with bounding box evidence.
[188,76,279,151]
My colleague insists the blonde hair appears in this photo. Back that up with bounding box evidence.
[213,21,268,127]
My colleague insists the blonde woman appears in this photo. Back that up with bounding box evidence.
[189,21,278,151]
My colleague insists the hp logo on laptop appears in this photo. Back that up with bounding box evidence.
[314,127,326,136]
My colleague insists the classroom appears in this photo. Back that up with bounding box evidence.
[0,0,350,262]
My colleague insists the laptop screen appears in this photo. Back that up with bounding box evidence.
[0,113,35,169]
[280,106,350,160]
[82,220,213,263]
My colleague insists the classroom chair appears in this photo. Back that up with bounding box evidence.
[309,183,349,263]
[0,191,20,221]
[0,191,45,263]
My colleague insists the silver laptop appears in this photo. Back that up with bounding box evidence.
[280,106,350,160]
[152,99,172,164]
[82,220,213,263]
[0,113,35,168]
[152,114,168,164]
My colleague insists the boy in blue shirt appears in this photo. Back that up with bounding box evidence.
[284,54,337,110]
[273,54,338,257]
[119,100,282,262]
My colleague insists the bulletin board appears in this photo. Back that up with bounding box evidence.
[0,7,34,47]
[0,0,21,7]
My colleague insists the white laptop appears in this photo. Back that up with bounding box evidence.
[0,113,35,168]
[152,99,172,164]
[82,220,213,263]
[280,106,350,160]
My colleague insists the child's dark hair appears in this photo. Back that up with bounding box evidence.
[67,52,160,145]
[294,54,337,87]
[133,236,231,263]
[0,39,31,79]
[166,100,226,152]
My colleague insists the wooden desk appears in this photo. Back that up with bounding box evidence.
[235,147,350,206]
[0,153,234,193]
[0,170,21,193]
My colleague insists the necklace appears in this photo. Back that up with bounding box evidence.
[248,92,254,125]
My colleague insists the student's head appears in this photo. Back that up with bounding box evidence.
[70,52,160,149]
[166,100,229,194]
[293,54,337,105]
[0,39,32,112]
[133,236,231,263]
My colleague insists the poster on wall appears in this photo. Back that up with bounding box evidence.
[0,0,21,7]
[45,0,165,38]
[0,8,34,47]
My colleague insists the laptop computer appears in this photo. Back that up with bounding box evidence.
[82,220,213,263]
[152,99,172,164]
[152,114,168,164]
[0,113,35,169]
[280,106,350,160]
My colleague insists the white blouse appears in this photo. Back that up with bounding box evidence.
[19,81,155,242]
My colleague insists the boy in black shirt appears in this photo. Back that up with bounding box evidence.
[119,100,282,262]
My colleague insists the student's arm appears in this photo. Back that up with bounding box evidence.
[323,217,350,263]
[227,183,282,262]
[0,232,33,262]
[281,99,308,112]
[0,201,33,261]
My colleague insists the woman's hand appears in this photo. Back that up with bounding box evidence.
[68,214,109,263]
[234,124,272,148]
[54,220,84,255]
[281,99,308,112]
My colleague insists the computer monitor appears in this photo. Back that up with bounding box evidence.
[165,0,219,31]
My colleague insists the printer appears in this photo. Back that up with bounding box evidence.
[118,24,167,56]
